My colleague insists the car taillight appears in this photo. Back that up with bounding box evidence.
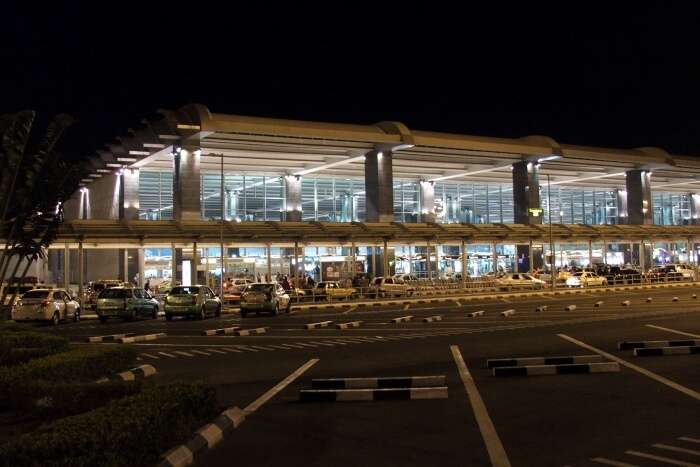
[41,300,51,307]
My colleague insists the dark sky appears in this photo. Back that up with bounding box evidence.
[2,4,699,158]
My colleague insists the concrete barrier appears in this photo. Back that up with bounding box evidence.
[594,301,604,307]
[335,321,362,329]
[486,355,602,368]
[634,345,700,356]
[311,375,445,389]
[672,297,679,302]
[303,321,333,330]
[535,305,547,312]
[390,316,413,323]
[621,300,631,306]
[299,386,448,402]
[234,327,267,336]
[96,364,157,383]
[693,294,698,299]
[87,333,136,343]
[500,309,515,317]
[118,333,167,344]
[618,339,700,350]
[493,362,619,376]
[646,297,653,302]
[423,315,443,323]
[564,305,577,311]
[467,310,485,317]
[202,326,241,336]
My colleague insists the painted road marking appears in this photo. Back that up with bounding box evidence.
[158,351,177,358]
[205,348,227,354]
[679,437,700,444]
[451,345,512,467]
[646,324,700,339]
[141,352,160,359]
[341,306,357,315]
[243,358,319,415]
[653,443,700,456]
[174,351,194,357]
[190,350,211,356]
[590,458,639,466]
[221,347,243,353]
[625,450,700,466]
[558,334,700,401]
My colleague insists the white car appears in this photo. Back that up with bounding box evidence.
[669,264,695,279]
[566,272,608,288]
[370,277,410,297]
[496,273,546,290]
[12,288,81,325]
[230,278,254,294]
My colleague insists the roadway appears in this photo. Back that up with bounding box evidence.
[41,285,700,467]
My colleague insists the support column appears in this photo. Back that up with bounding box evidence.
[138,248,145,288]
[191,242,198,286]
[294,241,300,286]
[383,238,389,278]
[170,243,177,285]
[119,168,140,220]
[371,245,377,278]
[435,243,442,279]
[283,175,302,222]
[513,161,542,271]
[588,239,593,267]
[173,145,202,221]
[407,245,413,274]
[461,239,467,287]
[625,169,653,224]
[63,243,70,289]
[122,249,129,283]
[78,241,84,304]
[492,242,498,274]
[267,245,272,282]
[419,180,436,223]
[603,240,608,265]
[364,149,394,222]
[639,241,646,272]
[690,193,700,225]
[350,241,356,278]
[529,240,534,272]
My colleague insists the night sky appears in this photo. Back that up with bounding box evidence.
[2,4,699,159]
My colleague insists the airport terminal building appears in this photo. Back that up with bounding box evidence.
[39,104,700,291]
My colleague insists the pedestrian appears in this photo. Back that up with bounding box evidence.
[144,279,150,292]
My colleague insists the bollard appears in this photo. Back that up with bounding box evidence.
[646,297,652,303]
[693,294,697,299]
[672,297,679,302]
[621,300,631,306]
[500,309,515,317]
[535,305,547,312]
[594,301,604,307]
[467,310,485,317]
[564,305,577,311]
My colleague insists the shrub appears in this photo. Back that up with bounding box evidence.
[0,332,69,366]
[0,383,219,467]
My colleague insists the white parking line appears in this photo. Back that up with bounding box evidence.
[190,350,211,356]
[558,334,700,401]
[590,458,639,467]
[645,324,700,339]
[244,358,319,415]
[653,443,700,456]
[450,345,512,467]
[174,351,194,357]
[221,346,243,353]
[141,352,160,359]
[625,450,700,466]
[205,348,227,354]
[680,437,700,444]
[158,351,177,358]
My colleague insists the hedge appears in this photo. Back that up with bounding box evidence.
[0,383,219,467]
[0,332,69,366]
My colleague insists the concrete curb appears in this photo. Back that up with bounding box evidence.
[621,300,631,306]
[201,326,241,336]
[157,407,245,467]
[634,345,700,356]
[493,362,619,376]
[96,364,156,383]
[300,386,448,402]
[594,301,604,307]
[618,339,700,350]
[118,333,166,344]
[311,375,445,389]
[304,321,333,330]
[86,333,136,343]
[467,310,485,317]
[423,315,443,323]
[234,327,267,336]
[335,321,362,329]
[564,305,577,311]
[390,315,413,323]
[486,355,602,369]
[500,309,515,317]
[535,305,548,312]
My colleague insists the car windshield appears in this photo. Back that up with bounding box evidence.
[100,289,131,299]
[247,284,273,292]
[22,290,49,299]
[171,286,200,295]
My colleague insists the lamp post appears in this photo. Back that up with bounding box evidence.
[546,173,556,290]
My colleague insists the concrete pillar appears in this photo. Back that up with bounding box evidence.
[639,241,646,272]
[371,245,377,278]
[529,240,535,272]
[267,245,272,281]
[603,241,608,265]
[513,161,542,225]
[383,239,389,278]
[173,146,202,221]
[426,241,432,280]
[625,169,653,224]
[122,249,129,283]
[191,242,198,285]
[615,189,628,224]
[492,242,498,274]
[294,241,300,286]
[407,244,413,274]
[283,175,302,222]
[138,248,145,288]
[63,243,70,289]
[78,242,84,303]
[461,239,468,287]
[350,241,356,278]
[170,243,177,284]
[364,150,394,222]
[119,168,140,220]
[419,180,436,223]
[588,239,593,267]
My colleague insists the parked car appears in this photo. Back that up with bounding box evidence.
[393,274,419,283]
[12,288,81,325]
[496,273,546,290]
[87,279,125,309]
[96,286,160,323]
[230,278,254,294]
[646,266,684,283]
[3,283,37,308]
[240,283,291,317]
[313,281,356,301]
[566,271,608,287]
[668,264,695,279]
[603,267,643,285]
[164,285,222,320]
[369,277,409,298]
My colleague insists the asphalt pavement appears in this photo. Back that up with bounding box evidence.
[36,285,700,467]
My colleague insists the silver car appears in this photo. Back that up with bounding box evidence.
[240,283,291,317]
[164,285,222,320]
[12,288,81,325]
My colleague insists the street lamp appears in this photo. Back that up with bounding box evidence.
[546,173,556,290]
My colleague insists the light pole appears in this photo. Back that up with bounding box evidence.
[546,173,556,290]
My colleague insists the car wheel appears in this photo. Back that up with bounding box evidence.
[51,312,60,326]
[73,308,81,323]
[165,314,173,321]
